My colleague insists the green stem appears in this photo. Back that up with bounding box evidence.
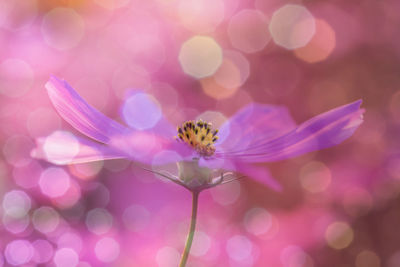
[179,191,199,267]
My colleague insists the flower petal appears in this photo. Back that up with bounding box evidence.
[109,130,194,165]
[234,162,282,191]
[31,134,124,165]
[217,100,364,162]
[46,76,129,144]
[120,90,177,139]
[217,103,296,152]
[45,76,192,165]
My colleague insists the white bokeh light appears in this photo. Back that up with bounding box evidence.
[85,208,113,235]
[94,237,120,263]
[190,231,212,257]
[122,93,162,130]
[196,111,228,129]
[2,214,30,234]
[179,36,223,79]
[41,8,85,51]
[32,206,60,234]
[178,0,225,33]
[5,240,34,266]
[228,9,270,53]
[281,245,314,267]
[355,250,380,267]
[214,50,250,90]
[269,4,316,50]
[53,179,82,208]
[2,190,31,219]
[43,131,80,165]
[226,235,253,261]
[294,19,336,63]
[156,247,180,267]
[39,167,71,198]
[53,248,79,267]
[244,207,272,236]
[325,221,354,250]
[299,161,332,193]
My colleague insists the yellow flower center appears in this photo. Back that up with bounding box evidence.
[176,120,219,157]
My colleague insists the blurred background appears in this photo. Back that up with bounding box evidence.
[0,0,399,266]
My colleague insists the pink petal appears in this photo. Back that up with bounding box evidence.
[45,76,192,165]
[109,131,194,165]
[46,76,129,144]
[31,135,124,165]
[217,100,364,162]
[217,103,296,152]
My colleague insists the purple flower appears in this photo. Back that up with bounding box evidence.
[32,76,364,192]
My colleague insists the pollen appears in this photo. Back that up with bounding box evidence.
[176,120,219,157]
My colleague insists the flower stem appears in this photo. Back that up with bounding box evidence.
[179,191,199,267]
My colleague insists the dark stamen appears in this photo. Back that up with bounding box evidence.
[176,119,219,157]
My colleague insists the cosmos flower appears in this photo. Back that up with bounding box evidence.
[32,76,364,192]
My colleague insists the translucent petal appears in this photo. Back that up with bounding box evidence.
[46,76,128,144]
[217,103,296,152]
[31,135,124,165]
[44,76,192,165]
[217,100,364,162]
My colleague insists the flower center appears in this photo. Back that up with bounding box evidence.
[176,120,219,157]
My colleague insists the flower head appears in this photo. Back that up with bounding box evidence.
[32,76,365,192]
[176,120,219,157]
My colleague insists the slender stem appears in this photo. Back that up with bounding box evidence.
[179,191,199,267]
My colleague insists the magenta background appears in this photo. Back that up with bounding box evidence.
[0,0,399,266]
